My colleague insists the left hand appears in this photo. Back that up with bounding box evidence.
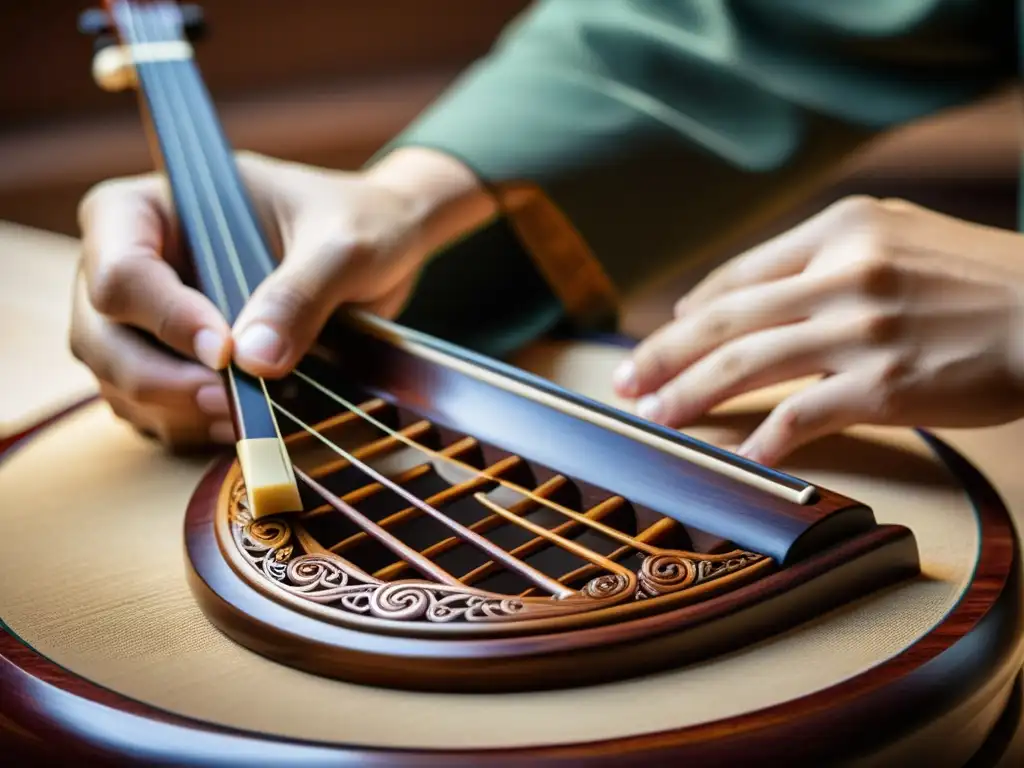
[612,196,1024,465]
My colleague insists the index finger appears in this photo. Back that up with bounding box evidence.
[78,175,231,369]
[674,196,880,316]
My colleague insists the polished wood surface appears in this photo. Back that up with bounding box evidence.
[1,390,1020,766]
[187,451,918,691]
[0,208,1022,762]
[314,319,879,566]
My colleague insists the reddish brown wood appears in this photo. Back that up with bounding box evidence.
[318,318,878,566]
[1,405,1021,766]
[188,456,919,690]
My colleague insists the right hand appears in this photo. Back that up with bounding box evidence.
[70,149,487,449]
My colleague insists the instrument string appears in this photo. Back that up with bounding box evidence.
[289,369,664,556]
[123,1,288,466]
[114,4,231,319]
[124,5,620,588]
[275,403,578,597]
[126,2,665,581]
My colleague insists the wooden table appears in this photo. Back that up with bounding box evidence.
[0,221,96,438]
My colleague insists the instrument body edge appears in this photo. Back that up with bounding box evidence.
[1,400,1020,766]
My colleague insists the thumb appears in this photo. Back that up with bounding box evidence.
[230,233,366,378]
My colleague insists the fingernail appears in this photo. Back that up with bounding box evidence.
[235,323,286,368]
[636,394,663,422]
[194,328,228,369]
[210,420,236,445]
[737,441,762,463]
[196,384,229,416]
[613,360,637,395]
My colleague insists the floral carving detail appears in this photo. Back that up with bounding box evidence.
[226,477,765,621]
[634,551,767,599]
[581,573,631,600]
[227,479,634,625]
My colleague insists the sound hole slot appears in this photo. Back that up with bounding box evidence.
[333,454,523,557]
[294,467,463,586]
[299,428,470,520]
[461,493,627,591]
[289,408,647,595]
[271,379,765,604]
[285,398,394,470]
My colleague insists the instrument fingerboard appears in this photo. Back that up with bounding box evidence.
[106,1,298,508]
[112,2,276,321]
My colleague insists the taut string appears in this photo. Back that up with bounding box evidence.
[275,403,577,598]
[126,1,667,583]
[289,369,669,557]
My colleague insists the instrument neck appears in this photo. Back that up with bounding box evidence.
[129,30,273,323]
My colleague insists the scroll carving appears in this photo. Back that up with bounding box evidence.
[228,481,635,625]
[634,551,768,599]
[226,477,768,624]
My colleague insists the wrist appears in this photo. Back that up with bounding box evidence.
[365,147,498,258]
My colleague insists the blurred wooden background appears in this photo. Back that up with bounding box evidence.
[0,0,530,233]
[0,1,1018,336]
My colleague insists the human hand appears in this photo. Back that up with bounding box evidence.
[612,196,1024,465]
[70,148,490,449]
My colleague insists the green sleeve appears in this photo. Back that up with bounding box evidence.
[391,0,1017,358]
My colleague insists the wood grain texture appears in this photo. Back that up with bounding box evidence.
[1,403,1021,765]
[188,454,919,691]
[315,319,877,565]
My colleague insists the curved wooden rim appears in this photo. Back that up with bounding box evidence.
[186,456,918,686]
[1,398,1022,765]
[208,459,778,642]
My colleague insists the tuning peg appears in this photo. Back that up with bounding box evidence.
[78,8,112,37]
[179,4,207,41]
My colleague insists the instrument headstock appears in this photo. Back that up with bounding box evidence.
[79,1,206,91]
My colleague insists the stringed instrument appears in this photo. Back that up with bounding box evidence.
[1,2,1021,765]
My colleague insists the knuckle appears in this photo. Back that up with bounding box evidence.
[635,344,675,386]
[849,258,901,299]
[827,194,882,226]
[110,367,172,406]
[863,359,909,417]
[772,401,807,440]
[88,256,145,317]
[695,304,733,343]
[857,309,903,344]
[878,354,913,386]
[264,279,318,319]
[879,197,917,215]
[78,178,126,219]
[324,229,374,269]
[234,149,261,166]
[710,345,749,383]
[153,292,188,346]
[78,176,152,224]
[117,375,157,404]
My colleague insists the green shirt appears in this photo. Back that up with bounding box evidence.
[386,0,1020,357]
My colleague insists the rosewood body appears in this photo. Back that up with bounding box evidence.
[188,455,919,691]
[312,319,875,566]
[2,408,1021,766]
